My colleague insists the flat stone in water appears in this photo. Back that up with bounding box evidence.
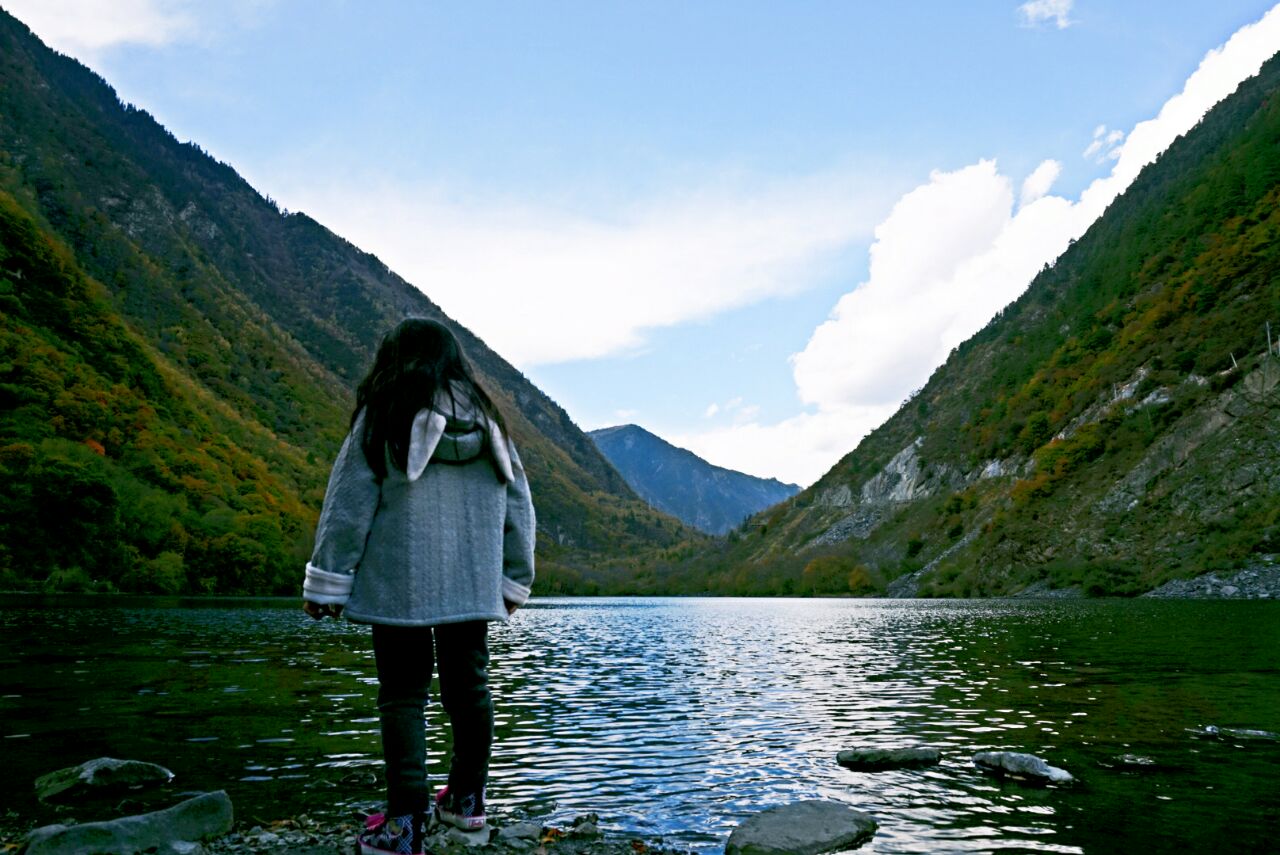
[725,800,878,855]
[1189,724,1278,741]
[973,751,1073,784]
[836,747,942,771]
[35,757,175,803]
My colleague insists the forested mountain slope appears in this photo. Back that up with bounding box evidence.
[676,49,1280,597]
[590,424,800,535]
[0,10,695,593]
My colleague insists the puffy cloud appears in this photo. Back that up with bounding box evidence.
[679,4,1280,486]
[280,172,896,366]
[791,159,1050,410]
[1020,159,1062,207]
[671,403,899,488]
[1017,0,1075,30]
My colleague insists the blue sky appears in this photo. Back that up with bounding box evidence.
[9,1,1280,484]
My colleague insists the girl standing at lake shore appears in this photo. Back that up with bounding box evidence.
[301,318,536,855]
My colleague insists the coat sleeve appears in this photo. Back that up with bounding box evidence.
[500,443,536,607]
[303,415,380,605]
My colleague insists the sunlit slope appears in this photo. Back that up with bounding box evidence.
[685,50,1280,597]
[0,10,694,592]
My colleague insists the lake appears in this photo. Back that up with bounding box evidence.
[2,596,1277,852]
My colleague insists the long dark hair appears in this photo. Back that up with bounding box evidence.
[352,318,508,480]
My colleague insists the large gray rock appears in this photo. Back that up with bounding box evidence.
[973,751,1073,784]
[25,791,233,855]
[725,800,877,855]
[836,747,941,771]
[35,758,174,803]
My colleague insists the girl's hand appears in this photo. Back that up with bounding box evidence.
[504,599,519,616]
[303,600,344,620]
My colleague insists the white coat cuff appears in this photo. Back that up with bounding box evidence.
[304,563,354,605]
[502,577,532,607]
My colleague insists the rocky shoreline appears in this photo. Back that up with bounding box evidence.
[204,812,692,855]
[6,805,695,855]
[1140,558,1279,599]
[1004,558,1280,600]
[9,746,1094,855]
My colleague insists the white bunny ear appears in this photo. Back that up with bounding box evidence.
[487,419,515,483]
[407,410,448,481]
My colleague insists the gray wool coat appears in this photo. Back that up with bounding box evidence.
[302,401,536,626]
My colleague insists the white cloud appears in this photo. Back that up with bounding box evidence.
[1084,125,1126,162]
[678,3,1280,487]
[1017,0,1074,30]
[671,404,899,488]
[5,0,273,60]
[4,0,199,54]
[702,396,763,426]
[279,172,897,366]
[1019,159,1062,207]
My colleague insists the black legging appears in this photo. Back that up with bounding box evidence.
[371,621,493,816]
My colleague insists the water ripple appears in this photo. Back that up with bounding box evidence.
[1,596,1278,852]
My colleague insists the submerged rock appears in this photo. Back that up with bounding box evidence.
[725,800,877,855]
[973,751,1073,784]
[568,813,601,838]
[25,791,233,855]
[1188,725,1279,741]
[1095,753,1175,773]
[36,758,175,803]
[1117,754,1157,767]
[836,747,942,771]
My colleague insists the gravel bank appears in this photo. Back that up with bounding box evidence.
[1142,558,1280,599]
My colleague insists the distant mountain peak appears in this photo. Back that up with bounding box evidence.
[589,424,799,535]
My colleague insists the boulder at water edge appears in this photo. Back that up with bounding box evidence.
[973,751,1073,784]
[725,800,878,855]
[35,757,175,803]
[25,791,233,855]
[836,747,942,771]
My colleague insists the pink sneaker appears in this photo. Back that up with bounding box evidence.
[434,786,485,831]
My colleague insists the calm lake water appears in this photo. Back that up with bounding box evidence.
[1,596,1278,852]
